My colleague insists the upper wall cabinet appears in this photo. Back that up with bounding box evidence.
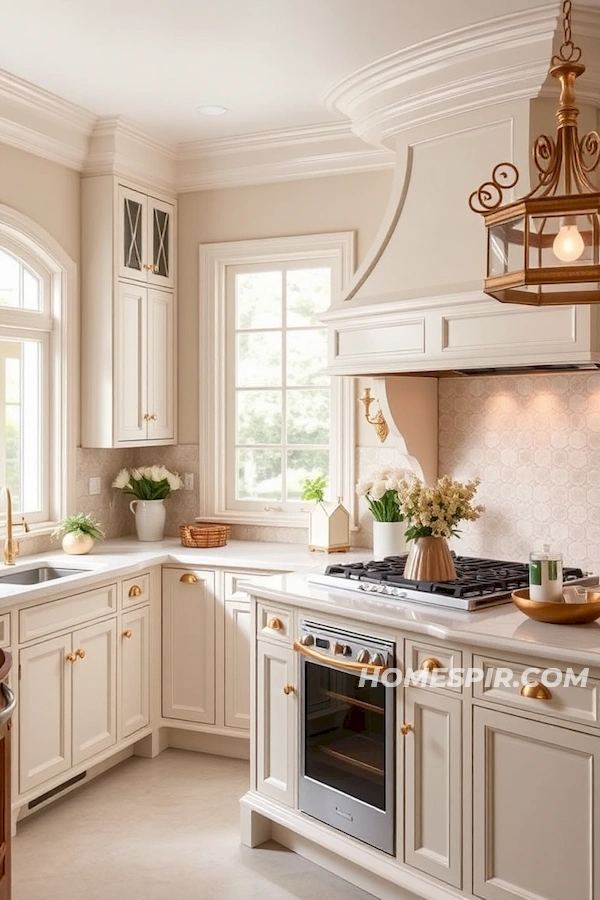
[81,176,177,448]
[119,186,174,289]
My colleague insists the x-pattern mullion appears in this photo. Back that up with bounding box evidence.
[125,201,143,270]
[153,210,169,277]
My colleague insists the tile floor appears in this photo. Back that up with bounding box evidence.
[13,749,375,900]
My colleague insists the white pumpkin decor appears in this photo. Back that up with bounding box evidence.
[53,513,105,556]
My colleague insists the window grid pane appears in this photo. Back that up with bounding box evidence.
[234,264,331,503]
[0,249,42,311]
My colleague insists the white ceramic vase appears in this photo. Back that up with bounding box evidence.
[130,499,166,541]
[62,532,95,555]
[372,521,407,561]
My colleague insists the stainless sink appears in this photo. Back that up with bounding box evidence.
[0,566,89,585]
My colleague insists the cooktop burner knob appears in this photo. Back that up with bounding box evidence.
[299,634,314,646]
[357,649,370,664]
[370,652,385,667]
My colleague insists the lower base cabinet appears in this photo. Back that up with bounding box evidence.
[0,717,10,900]
[403,687,462,889]
[119,606,150,739]
[473,706,600,900]
[224,599,251,730]
[256,641,296,807]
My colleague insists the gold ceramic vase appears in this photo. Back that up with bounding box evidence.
[404,536,456,582]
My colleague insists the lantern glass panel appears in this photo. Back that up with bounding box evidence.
[488,217,525,277]
[528,213,597,270]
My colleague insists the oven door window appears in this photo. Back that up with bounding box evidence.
[303,660,387,810]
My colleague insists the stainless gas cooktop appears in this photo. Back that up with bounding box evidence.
[307,554,598,611]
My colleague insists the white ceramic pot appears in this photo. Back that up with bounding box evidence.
[372,521,407,561]
[130,499,166,541]
[62,532,94,555]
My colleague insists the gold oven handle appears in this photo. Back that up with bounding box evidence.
[293,641,388,677]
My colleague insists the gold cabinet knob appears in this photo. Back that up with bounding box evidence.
[123,630,133,639]
[282,684,295,695]
[65,652,76,662]
[143,263,153,271]
[421,657,443,672]
[75,648,86,659]
[268,617,283,631]
[128,585,142,598]
[520,681,552,700]
[149,413,157,421]
[180,573,198,584]
[400,723,413,735]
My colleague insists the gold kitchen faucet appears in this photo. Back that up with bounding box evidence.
[2,486,30,565]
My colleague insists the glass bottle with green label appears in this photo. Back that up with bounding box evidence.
[529,544,563,602]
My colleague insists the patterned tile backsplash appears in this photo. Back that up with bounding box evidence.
[438,372,600,574]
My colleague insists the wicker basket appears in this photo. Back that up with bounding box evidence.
[180,523,230,549]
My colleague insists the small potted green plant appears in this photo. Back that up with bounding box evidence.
[52,513,105,555]
[301,475,350,553]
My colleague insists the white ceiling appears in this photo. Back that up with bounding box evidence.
[0,0,563,145]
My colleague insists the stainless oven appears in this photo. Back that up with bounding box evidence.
[295,619,395,854]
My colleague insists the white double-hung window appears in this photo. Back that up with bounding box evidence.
[0,208,76,529]
[199,233,355,527]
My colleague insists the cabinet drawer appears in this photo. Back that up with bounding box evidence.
[0,614,10,648]
[258,603,293,644]
[405,639,463,692]
[19,584,117,642]
[473,654,600,728]
[121,573,151,608]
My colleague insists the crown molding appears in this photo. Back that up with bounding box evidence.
[324,5,560,146]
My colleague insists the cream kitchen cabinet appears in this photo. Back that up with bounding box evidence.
[256,640,297,807]
[473,706,600,900]
[81,174,177,448]
[224,597,251,730]
[118,185,174,288]
[119,605,150,739]
[115,283,175,443]
[162,568,216,724]
[19,619,117,794]
[403,686,462,889]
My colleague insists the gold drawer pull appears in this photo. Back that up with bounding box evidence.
[180,573,198,584]
[400,723,413,735]
[283,684,295,695]
[123,630,133,639]
[520,682,552,701]
[128,585,142,598]
[421,657,443,672]
[268,617,283,631]
[66,652,76,662]
[75,648,86,660]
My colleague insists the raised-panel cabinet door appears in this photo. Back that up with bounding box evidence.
[72,619,117,766]
[403,687,462,889]
[224,598,251,730]
[115,282,147,442]
[256,641,296,807]
[162,569,216,724]
[118,185,148,281]
[473,706,600,900]
[19,635,72,793]
[147,197,174,288]
[119,606,150,739]
[146,290,175,441]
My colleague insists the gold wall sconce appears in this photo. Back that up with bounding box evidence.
[359,387,389,443]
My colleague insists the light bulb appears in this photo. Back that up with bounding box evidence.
[553,223,585,262]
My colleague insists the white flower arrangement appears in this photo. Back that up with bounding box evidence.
[356,466,414,522]
[397,475,484,540]
[112,466,182,500]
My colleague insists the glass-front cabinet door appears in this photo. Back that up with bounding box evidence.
[118,187,174,289]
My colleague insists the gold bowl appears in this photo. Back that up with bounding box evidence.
[512,588,600,624]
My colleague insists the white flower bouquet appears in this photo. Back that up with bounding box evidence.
[112,466,182,500]
[356,466,414,522]
[397,475,484,540]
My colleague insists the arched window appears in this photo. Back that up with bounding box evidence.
[0,207,76,529]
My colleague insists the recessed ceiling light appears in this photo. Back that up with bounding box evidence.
[196,105,228,117]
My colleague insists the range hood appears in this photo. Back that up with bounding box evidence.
[322,4,600,376]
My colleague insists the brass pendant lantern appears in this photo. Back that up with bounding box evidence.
[469,1,600,306]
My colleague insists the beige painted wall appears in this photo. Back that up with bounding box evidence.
[0,143,80,263]
[177,170,393,443]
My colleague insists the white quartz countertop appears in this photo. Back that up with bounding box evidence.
[0,537,366,606]
[241,571,600,668]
